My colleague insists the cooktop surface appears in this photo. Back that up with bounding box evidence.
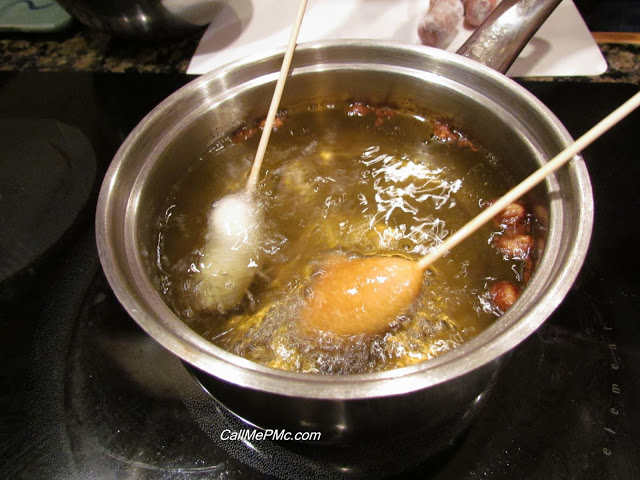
[0,71,638,479]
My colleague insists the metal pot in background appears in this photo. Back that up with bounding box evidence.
[56,0,226,38]
[96,0,592,451]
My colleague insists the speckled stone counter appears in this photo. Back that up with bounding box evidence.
[0,25,201,74]
[593,42,640,84]
[0,24,639,84]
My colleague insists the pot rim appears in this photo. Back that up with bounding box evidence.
[96,39,594,400]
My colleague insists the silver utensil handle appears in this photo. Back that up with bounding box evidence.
[456,0,563,73]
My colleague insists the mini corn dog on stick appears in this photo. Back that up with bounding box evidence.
[194,0,308,313]
[300,91,640,337]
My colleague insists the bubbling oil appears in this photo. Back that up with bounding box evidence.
[154,103,527,374]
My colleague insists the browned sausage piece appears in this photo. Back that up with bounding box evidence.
[522,257,534,284]
[488,200,528,232]
[490,281,520,312]
[374,106,397,126]
[465,0,498,27]
[496,233,534,260]
[432,119,459,143]
[432,119,478,149]
[417,0,464,48]
[230,125,259,143]
[258,112,286,130]
[346,103,371,117]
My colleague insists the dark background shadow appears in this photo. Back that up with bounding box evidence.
[575,0,640,32]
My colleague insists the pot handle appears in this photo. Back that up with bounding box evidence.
[456,0,562,74]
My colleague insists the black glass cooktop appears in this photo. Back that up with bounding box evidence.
[0,71,638,479]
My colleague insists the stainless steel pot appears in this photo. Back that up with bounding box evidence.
[96,0,593,447]
[56,0,225,38]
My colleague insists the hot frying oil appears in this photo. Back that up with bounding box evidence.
[155,104,525,374]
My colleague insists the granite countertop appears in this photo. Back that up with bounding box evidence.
[0,23,639,84]
[0,25,201,74]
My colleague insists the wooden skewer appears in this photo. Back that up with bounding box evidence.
[194,0,308,313]
[247,0,309,191]
[300,90,640,337]
[417,89,640,272]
